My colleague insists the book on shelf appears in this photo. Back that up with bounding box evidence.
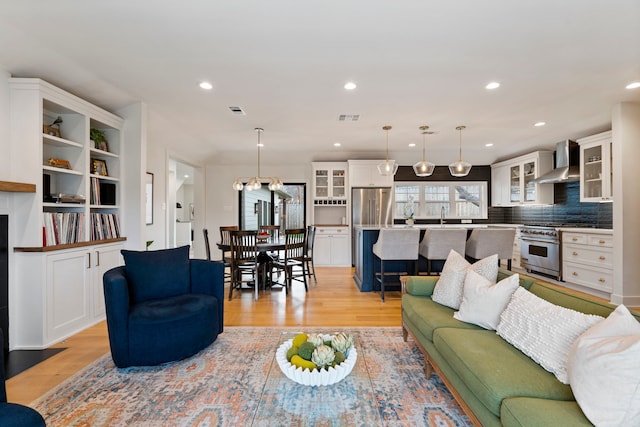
[90,177,116,206]
[90,213,121,240]
[43,212,84,246]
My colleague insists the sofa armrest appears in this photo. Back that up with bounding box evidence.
[404,275,439,297]
[190,260,225,333]
[103,266,131,368]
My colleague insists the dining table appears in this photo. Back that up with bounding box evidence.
[216,237,287,298]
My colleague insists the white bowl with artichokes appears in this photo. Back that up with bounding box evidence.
[276,332,357,386]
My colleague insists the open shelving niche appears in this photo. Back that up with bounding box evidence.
[9,78,127,349]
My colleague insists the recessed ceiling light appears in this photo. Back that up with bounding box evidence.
[626,81,640,89]
[334,142,341,147]
[408,143,416,147]
[485,82,500,90]
[485,143,494,147]
[344,82,357,90]
[257,143,264,147]
[184,174,189,178]
[199,81,213,90]
[534,121,546,127]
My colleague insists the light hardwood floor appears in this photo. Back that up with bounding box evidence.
[7,266,401,405]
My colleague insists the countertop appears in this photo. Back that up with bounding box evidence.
[353,223,522,231]
[558,227,613,234]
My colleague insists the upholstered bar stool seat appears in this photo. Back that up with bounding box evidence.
[372,228,420,302]
[419,228,468,275]
[465,228,517,270]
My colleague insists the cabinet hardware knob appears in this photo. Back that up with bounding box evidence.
[599,278,606,283]
[599,255,606,260]
[599,240,606,244]
[572,271,578,276]
[572,251,578,256]
[572,237,578,241]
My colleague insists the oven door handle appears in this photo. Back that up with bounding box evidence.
[521,238,559,245]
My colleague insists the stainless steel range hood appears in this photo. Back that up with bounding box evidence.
[530,140,580,184]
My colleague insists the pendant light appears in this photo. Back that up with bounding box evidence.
[413,125,436,177]
[232,128,283,191]
[448,125,472,177]
[377,125,398,176]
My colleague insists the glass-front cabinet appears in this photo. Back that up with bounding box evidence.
[312,162,347,201]
[492,151,554,206]
[578,131,612,202]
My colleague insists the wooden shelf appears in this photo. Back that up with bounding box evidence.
[0,180,36,193]
[14,237,126,252]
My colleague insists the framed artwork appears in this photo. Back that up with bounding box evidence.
[145,172,154,225]
[91,158,108,176]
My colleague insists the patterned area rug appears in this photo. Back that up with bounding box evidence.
[31,327,472,426]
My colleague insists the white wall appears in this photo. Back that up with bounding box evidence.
[612,102,640,306]
[145,144,168,251]
[0,68,11,178]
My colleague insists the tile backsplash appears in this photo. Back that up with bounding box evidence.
[489,181,612,228]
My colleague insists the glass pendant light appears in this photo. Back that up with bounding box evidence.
[449,125,472,177]
[377,125,398,176]
[413,125,436,177]
[233,127,283,191]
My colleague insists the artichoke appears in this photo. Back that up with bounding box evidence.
[331,333,353,355]
[307,333,324,347]
[311,345,335,368]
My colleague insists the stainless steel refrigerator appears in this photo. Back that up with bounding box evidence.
[351,187,393,262]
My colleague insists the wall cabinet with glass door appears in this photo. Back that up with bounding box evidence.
[491,151,554,206]
[578,131,612,202]
[312,162,348,226]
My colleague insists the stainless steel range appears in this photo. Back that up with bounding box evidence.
[520,224,561,280]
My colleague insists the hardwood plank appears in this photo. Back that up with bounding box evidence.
[7,267,400,405]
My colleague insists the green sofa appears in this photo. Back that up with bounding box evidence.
[401,269,640,427]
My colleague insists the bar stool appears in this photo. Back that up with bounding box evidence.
[419,228,468,275]
[372,228,420,302]
[465,228,516,270]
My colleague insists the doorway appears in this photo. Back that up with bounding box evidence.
[168,159,204,257]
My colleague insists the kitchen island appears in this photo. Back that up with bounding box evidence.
[353,224,519,292]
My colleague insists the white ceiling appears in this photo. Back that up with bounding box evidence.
[1,1,639,167]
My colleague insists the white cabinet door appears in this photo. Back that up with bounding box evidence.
[348,161,393,187]
[330,234,351,266]
[46,250,90,344]
[579,131,613,202]
[491,165,510,207]
[314,234,332,265]
[348,164,374,187]
[90,244,123,320]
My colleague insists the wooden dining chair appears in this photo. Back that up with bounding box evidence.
[218,225,238,285]
[229,229,259,301]
[303,225,317,284]
[273,228,308,295]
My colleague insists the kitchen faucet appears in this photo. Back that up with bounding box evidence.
[440,206,446,225]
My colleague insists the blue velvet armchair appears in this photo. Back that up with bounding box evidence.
[0,330,46,426]
[103,246,224,368]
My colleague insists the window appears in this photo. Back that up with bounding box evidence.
[239,183,306,230]
[394,181,487,220]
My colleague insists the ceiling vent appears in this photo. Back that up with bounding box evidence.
[338,114,360,122]
[228,106,246,116]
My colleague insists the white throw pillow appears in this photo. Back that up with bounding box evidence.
[496,288,603,384]
[431,250,498,310]
[454,270,520,330]
[568,304,640,427]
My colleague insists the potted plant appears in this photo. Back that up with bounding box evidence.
[90,128,108,151]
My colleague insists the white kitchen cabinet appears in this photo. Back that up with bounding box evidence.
[312,162,348,200]
[491,151,554,206]
[562,230,613,294]
[313,226,350,266]
[348,160,394,188]
[490,164,511,207]
[578,131,612,202]
[13,242,123,349]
